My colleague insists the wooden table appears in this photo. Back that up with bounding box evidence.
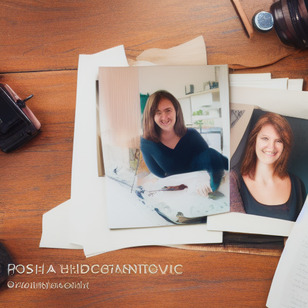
[1,1,307,307]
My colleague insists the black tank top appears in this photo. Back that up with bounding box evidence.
[240,173,306,221]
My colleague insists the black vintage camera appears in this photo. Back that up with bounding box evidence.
[0,243,13,288]
[0,83,41,153]
[253,0,308,48]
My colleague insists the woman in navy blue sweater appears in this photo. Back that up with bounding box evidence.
[140,90,228,192]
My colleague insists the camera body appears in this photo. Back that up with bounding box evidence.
[0,243,13,288]
[0,83,41,153]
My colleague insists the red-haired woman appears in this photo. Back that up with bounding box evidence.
[231,112,306,221]
[140,90,228,192]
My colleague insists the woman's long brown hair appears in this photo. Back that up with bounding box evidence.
[142,90,187,142]
[241,112,293,179]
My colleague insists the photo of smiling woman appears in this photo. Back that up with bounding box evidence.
[230,112,306,221]
[140,90,228,193]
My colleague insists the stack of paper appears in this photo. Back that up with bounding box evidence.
[40,36,227,257]
[40,36,308,259]
[229,73,304,91]
[227,73,308,308]
[207,72,308,237]
[267,198,308,307]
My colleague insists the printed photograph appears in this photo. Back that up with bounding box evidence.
[98,65,230,229]
[230,107,308,222]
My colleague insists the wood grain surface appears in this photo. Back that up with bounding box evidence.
[0,0,307,307]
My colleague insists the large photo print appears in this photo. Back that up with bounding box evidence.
[231,108,307,221]
[98,65,230,229]
[208,102,308,236]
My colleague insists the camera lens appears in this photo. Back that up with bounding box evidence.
[270,1,294,46]
[299,0,308,27]
[270,0,308,48]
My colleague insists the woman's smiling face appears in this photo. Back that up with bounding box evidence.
[255,124,284,165]
[154,98,176,132]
